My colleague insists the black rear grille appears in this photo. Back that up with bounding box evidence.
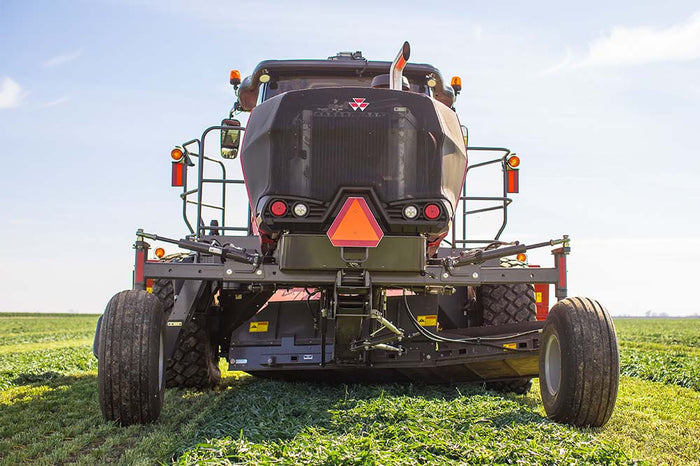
[310,112,390,200]
[266,88,444,205]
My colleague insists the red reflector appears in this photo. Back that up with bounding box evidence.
[270,200,287,217]
[557,254,567,290]
[507,169,519,193]
[424,204,440,220]
[327,197,384,248]
[134,249,145,286]
[171,161,184,187]
[529,265,550,321]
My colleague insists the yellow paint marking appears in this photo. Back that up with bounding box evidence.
[417,315,438,327]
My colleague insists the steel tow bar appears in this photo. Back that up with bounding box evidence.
[136,229,261,267]
[444,236,570,270]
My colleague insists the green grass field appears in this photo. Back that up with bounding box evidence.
[1,314,698,465]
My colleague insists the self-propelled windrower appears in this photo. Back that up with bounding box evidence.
[95,42,619,429]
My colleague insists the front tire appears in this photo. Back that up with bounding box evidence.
[97,290,166,425]
[152,279,221,389]
[539,297,619,427]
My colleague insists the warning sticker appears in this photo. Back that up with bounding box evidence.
[249,321,269,333]
[535,292,543,303]
[417,315,438,327]
[503,343,517,350]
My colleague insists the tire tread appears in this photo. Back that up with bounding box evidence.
[539,296,619,427]
[478,281,537,394]
[151,279,221,389]
[98,290,165,425]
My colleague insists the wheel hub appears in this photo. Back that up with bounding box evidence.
[544,333,561,396]
[158,333,164,389]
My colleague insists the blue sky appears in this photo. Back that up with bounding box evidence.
[1,1,699,315]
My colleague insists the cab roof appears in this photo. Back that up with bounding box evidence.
[236,52,456,111]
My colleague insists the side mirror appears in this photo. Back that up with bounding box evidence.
[221,119,241,159]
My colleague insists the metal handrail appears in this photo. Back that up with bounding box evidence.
[179,125,250,237]
[179,128,514,244]
[449,147,514,248]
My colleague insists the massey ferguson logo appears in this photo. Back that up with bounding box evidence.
[349,98,369,111]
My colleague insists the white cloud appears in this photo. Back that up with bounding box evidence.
[0,77,26,109]
[542,48,573,75]
[43,49,83,68]
[44,96,70,107]
[582,12,700,66]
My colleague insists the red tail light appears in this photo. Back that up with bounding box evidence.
[270,201,287,217]
[424,204,441,220]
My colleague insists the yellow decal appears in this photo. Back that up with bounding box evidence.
[249,321,269,333]
[417,315,438,327]
[535,292,543,303]
[503,343,517,350]
[146,286,153,293]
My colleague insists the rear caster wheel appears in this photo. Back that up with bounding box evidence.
[97,290,166,425]
[539,297,619,427]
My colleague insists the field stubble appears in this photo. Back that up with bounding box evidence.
[0,314,698,465]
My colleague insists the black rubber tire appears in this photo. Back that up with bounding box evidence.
[478,282,537,394]
[151,279,221,389]
[539,297,619,427]
[97,290,165,425]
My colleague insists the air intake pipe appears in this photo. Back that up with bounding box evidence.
[390,41,411,91]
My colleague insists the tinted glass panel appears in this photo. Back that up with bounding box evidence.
[265,75,428,100]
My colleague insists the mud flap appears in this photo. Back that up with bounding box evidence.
[164,280,213,359]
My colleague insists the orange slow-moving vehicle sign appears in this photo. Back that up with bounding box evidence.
[327,197,384,248]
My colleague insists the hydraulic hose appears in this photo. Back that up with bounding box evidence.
[401,290,539,352]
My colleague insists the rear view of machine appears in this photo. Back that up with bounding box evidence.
[94,42,619,430]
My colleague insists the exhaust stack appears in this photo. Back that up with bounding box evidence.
[390,41,411,90]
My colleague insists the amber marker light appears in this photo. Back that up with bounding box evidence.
[507,155,521,168]
[229,69,241,86]
[171,147,184,161]
[155,248,165,259]
[451,76,462,93]
[516,253,527,263]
